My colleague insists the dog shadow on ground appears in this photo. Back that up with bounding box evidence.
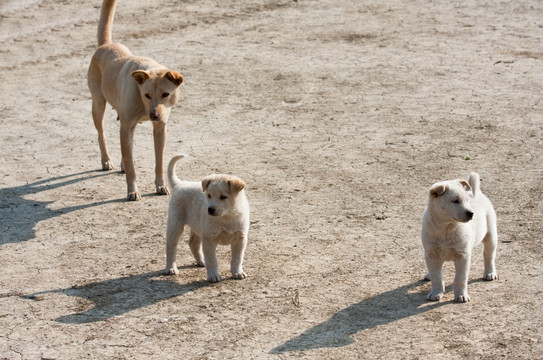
[23,268,209,324]
[0,169,124,245]
[270,279,485,354]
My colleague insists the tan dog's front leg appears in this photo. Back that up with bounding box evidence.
[230,236,248,279]
[453,254,471,302]
[152,121,169,195]
[202,239,221,282]
[120,123,140,201]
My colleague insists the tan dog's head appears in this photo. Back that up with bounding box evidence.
[429,179,474,223]
[132,69,183,122]
[201,175,246,217]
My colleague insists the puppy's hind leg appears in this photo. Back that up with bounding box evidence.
[482,222,498,281]
[165,212,184,275]
[188,230,205,267]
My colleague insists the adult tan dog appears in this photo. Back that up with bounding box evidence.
[88,0,184,201]
[421,172,498,302]
[165,155,250,282]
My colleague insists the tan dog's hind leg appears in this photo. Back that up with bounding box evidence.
[152,121,169,195]
[89,71,114,171]
[120,122,140,201]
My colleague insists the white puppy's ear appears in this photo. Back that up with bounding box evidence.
[228,178,245,193]
[430,183,447,198]
[459,180,472,191]
[202,177,213,192]
[132,70,150,85]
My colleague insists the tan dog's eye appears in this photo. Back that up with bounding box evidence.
[220,195,227,200]
[161,92,170,98]
[145,94,151,99]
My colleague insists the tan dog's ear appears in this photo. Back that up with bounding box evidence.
[165,71,184,86]
[460,180,472,191]
[202,176,213,192]
[228,178,245,193]
[430,184,447,198]
[132,70,151,85]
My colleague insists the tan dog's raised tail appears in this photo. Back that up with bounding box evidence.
[88,0,184,201]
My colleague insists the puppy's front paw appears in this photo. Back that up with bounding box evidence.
[156,185,170,196]
[232,271,247,280]
[207,272,222,282]
[454,293,470,303]
[102,160,114,171]
[165,267,179,275]
[127,191,142,201]
[483,272,498,281]
[427,290,444,301]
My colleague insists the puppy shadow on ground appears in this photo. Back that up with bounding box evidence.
[0,169,123,245]
[23,268,209,324]
[270,279,482,354]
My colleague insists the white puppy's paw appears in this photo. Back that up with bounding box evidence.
[427,290,444,301]
[207,272,222,282]
[454,293,470,303]
[156,185,170,196]
[483,272,498,281]
[102,160,114,171]
[165,266,179,275]
[232,271,247,280]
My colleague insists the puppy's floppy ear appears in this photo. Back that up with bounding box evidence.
[430,183,447,198]
[202,176,213,192]
[228,178,245,193]
[164,71,184,86]
[459,180,472,191]
[132,70,151,85]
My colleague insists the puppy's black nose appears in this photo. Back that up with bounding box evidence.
[466,211,474,220]
[208,207,215,215]
[150,112,159,121]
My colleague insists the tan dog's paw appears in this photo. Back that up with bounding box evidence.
[156,185,170,196]
[454,293,470,303]
[232,271,247,280]
[207,272,222,282]
[102,160,114,171]
[427,290,443,301]
[165,266,179,275]
[483,272,498,281]
[423,273,431,281]
[127,191,142,201]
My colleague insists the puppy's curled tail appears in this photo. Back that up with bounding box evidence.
[97,0,117,46]
[468,172,480,196]
[167,154,187,192]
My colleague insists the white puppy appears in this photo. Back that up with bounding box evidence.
[165,154,250,282]
[421,172,498,302]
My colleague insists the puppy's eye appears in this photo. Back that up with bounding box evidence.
[452,199,459,204]
[145,94,151,99]
[220,195,227,200]
[161,92,170,98]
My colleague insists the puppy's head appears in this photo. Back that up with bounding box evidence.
[201,175,246,217]
[429,180,474,222]
[132,69,184,122]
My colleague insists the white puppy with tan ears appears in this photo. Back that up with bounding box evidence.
[165,154,250,282]
[421,172,498,302]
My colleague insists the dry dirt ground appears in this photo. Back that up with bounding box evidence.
[1,0,542,359]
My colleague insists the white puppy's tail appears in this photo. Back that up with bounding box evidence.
[468,172,480,196]
[167,154,187,192]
